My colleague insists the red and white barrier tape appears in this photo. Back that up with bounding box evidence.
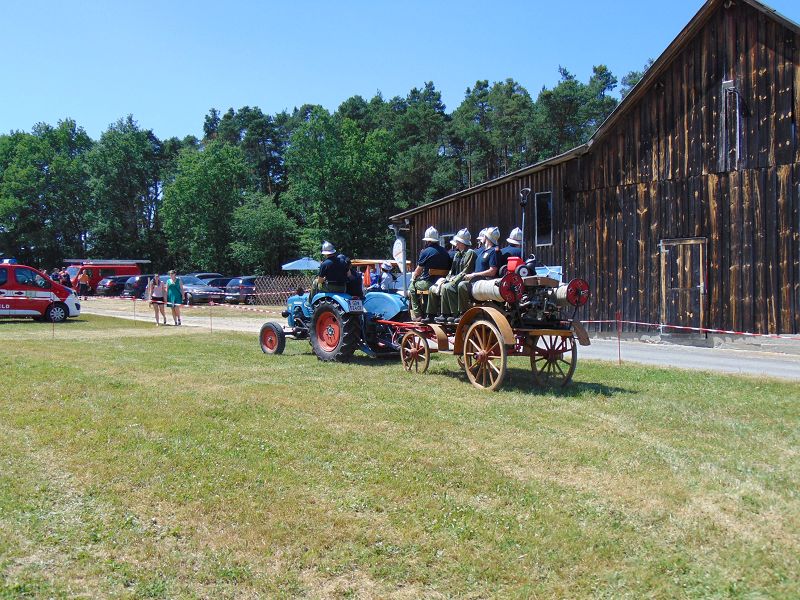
[583,319,800,341]
[83,295,283,315]
[83,295,800,341]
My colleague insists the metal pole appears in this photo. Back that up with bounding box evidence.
[390,225,408,297]
[616,309,622,365]
[209,302,213,334]
[519,188,531,258]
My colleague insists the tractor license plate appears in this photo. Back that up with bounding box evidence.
[348,299,363,313]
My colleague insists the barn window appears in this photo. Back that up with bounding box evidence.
[720,80,742,171]
[534,192,553,247]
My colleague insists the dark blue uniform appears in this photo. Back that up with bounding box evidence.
[417,244,451,283]
[501,245,523,260]
[319,256,348,285]
[474,246,500,274]
[409,243,451,317]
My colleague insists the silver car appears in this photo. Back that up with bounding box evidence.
[161,275,225,305]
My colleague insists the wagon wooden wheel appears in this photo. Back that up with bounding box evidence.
[529,334,577,387]
[463,319,507,391]
[401,331,430,373]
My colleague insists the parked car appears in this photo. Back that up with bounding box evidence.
[187,272,224,281]
[225,276,259,305]
[122,274,155,299]
[0,263,80,322]
[95,275,131,296]
[205,276,234,289]
[177,275,226,305]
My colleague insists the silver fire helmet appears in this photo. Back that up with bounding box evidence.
[422,226,440,242]
[507,227,522,245]
[453,228,472,246]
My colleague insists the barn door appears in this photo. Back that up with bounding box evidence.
[660,238,707,332]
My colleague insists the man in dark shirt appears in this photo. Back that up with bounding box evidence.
[408,226,451,321]
[309,241,348,302]
[500,227,524,270]
[456,226,501,320]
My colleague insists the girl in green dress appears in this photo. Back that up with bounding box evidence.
[166,270,184,325]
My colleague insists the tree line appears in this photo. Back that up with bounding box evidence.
[0,63,649,274]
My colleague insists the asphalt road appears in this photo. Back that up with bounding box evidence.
[81,305,800,382]
[582,338,800,381]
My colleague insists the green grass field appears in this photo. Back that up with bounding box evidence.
[1,315,799,598]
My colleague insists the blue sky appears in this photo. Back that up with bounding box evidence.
[2,0,797,140]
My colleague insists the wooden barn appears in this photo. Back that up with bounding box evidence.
[390,0,800,335]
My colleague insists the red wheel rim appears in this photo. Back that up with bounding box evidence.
[261,328,277,351]
[316,312,341,352]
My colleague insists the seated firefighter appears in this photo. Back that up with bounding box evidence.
[426,228,476,324]
[366,261,397,292]
[455,226,501,323]
[408,226,451,321]
[308,241,348,301]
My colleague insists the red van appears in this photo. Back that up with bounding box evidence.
[64,259,150,294]
[0,263,80,322]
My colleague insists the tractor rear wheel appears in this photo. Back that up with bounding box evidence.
[310,300,360,362]
[260,322,286,354]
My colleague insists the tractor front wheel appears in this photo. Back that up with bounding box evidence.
[310,301,360,362]
[260,322,286,354]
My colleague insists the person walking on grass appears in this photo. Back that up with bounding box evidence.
[147,274,167,326]
[166,270,184,325]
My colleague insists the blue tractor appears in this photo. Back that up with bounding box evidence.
[259,266,410,361]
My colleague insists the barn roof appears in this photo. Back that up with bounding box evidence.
[390,0,800,223]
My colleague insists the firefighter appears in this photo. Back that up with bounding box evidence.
[408,226,451,321]
[454,226,501,322]
[378,261,398,292]
[500,227,524,268]
[309,241,348,302]
[432,228,477,323]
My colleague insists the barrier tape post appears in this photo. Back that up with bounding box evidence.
[616,310,622,365]
[133,297,136,325]
[209,301,213,334]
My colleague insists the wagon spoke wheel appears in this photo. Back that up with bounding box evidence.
[463,320,507,391]
[530,334,577,388]
[401,331,430,373]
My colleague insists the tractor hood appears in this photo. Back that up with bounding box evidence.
[363,291,407,321]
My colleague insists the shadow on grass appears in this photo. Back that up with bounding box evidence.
[347,353,401,365]
[432,364,632,397]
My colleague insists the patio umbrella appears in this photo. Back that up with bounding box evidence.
[281,256,321,271]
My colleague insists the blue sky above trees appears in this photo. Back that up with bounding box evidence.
[3,0,797,140]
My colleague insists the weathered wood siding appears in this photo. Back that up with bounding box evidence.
[403,1,800,334]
